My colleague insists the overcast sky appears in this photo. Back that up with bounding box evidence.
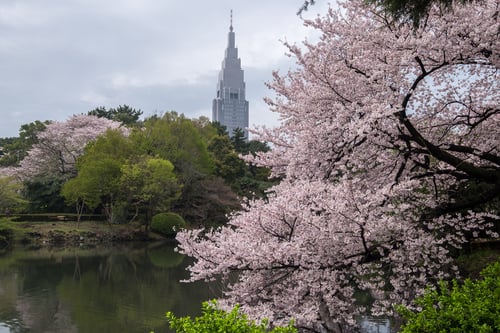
[0,0,329,138]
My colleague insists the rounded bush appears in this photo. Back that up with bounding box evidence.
[151,212,186,237]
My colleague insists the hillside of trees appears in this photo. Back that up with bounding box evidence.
[0,105,275,230]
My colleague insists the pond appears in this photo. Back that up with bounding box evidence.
[0,242,396,333]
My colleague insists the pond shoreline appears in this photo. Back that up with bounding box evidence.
[0,219,167,249]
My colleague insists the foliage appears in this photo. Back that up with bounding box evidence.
[0,120,50,167]
[61,129,136,223]
[120,157,181,233]
[208,128,274,199]
[151,212,187,237]
[88,104,143,126]
[166,300,297,333]
[299,0,471,26]
[209,135,247,184]
[231,128,248,154]
[366,0,472,26]
[176,177,240,226]
[11,115,123,180]
[23,174,68,213]
[0,176,27,214]
[134,112,214,177]
[0,224,14,248]
[397,261,500,333]
[177,0,499,332]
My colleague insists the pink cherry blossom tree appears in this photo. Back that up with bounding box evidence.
[177,0,499,332]
[12,114,125,180]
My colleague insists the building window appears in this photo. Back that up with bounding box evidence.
[230,92,238,99]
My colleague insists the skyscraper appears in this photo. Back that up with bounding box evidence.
[212,11,249,140]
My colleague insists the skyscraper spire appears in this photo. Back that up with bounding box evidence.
[230,9,233,32]
[212,10,249,140]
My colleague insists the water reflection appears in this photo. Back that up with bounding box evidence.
[0,243,396,333]
[0,242,219,333]
[359,317,393,333]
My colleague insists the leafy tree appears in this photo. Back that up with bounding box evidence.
[120,157,181,233]
[132,113,218,222]
[62,129,136,224]
[166,300,297,333]
[60,176,88,226]
[88,105,143,126]
[0,177,27,214]
[211,121,229,136]
[231,128,248,154]
[397,261,500,333]
[0,120,50,167]
[13,115,123,180]
[366,0,473,26]
[191,116,219,142]
[23,174,68,213]
[133,112,214,177]
[299,0,471,26]
[209,135,246,185]
[177,0,499,332]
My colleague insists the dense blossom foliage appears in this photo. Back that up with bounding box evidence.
[178,0,499,332]
[10,115,124,180]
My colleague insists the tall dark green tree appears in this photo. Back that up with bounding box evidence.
[0,120,50,166]
[88,105,143,126]
[299,0,472,26]
[23,174,68,213]
[367,0,471,25]
[231,127,248,154]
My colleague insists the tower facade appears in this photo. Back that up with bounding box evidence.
[212,11,249,140]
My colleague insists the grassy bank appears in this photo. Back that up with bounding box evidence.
[0,217,164,248]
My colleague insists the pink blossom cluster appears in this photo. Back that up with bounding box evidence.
[179,0,499,331]
[9,114,124,180]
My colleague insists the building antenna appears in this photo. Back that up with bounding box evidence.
[230,9,233,32]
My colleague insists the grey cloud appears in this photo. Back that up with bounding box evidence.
[0,0,328,137]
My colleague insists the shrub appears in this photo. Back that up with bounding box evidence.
[0,225,13,248]
[396,261,500,333]
[151,212,186,237]
[166,300,297,333]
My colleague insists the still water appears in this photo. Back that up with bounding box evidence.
[0,242,394,333]
[0,241,218,333]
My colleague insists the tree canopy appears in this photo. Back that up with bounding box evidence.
[88,105,143,126]
[178,0,499,331]
[13,115,124,180]
[299,0,473,26]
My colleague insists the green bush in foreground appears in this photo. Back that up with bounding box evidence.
[151,212,186,237]
[396,261,500,333]
[165,300,297,333]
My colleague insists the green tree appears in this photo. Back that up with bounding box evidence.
[299,0,472,26]
[208,130,274,200]
[366,0,472,26]
[120,157,181,234]
[231,128,248,154]
[23,174,68,213]
[0,120,50,166]
[211,121,229,136]
[166,300,297,333]
[132,113,218,223]
[62,129,136,224]
[60,176,88,226]
[0,177,27,214]
[209,135,246,185]
[397,261,500,333]
[191,116,219,143]
[88,105,143,126]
